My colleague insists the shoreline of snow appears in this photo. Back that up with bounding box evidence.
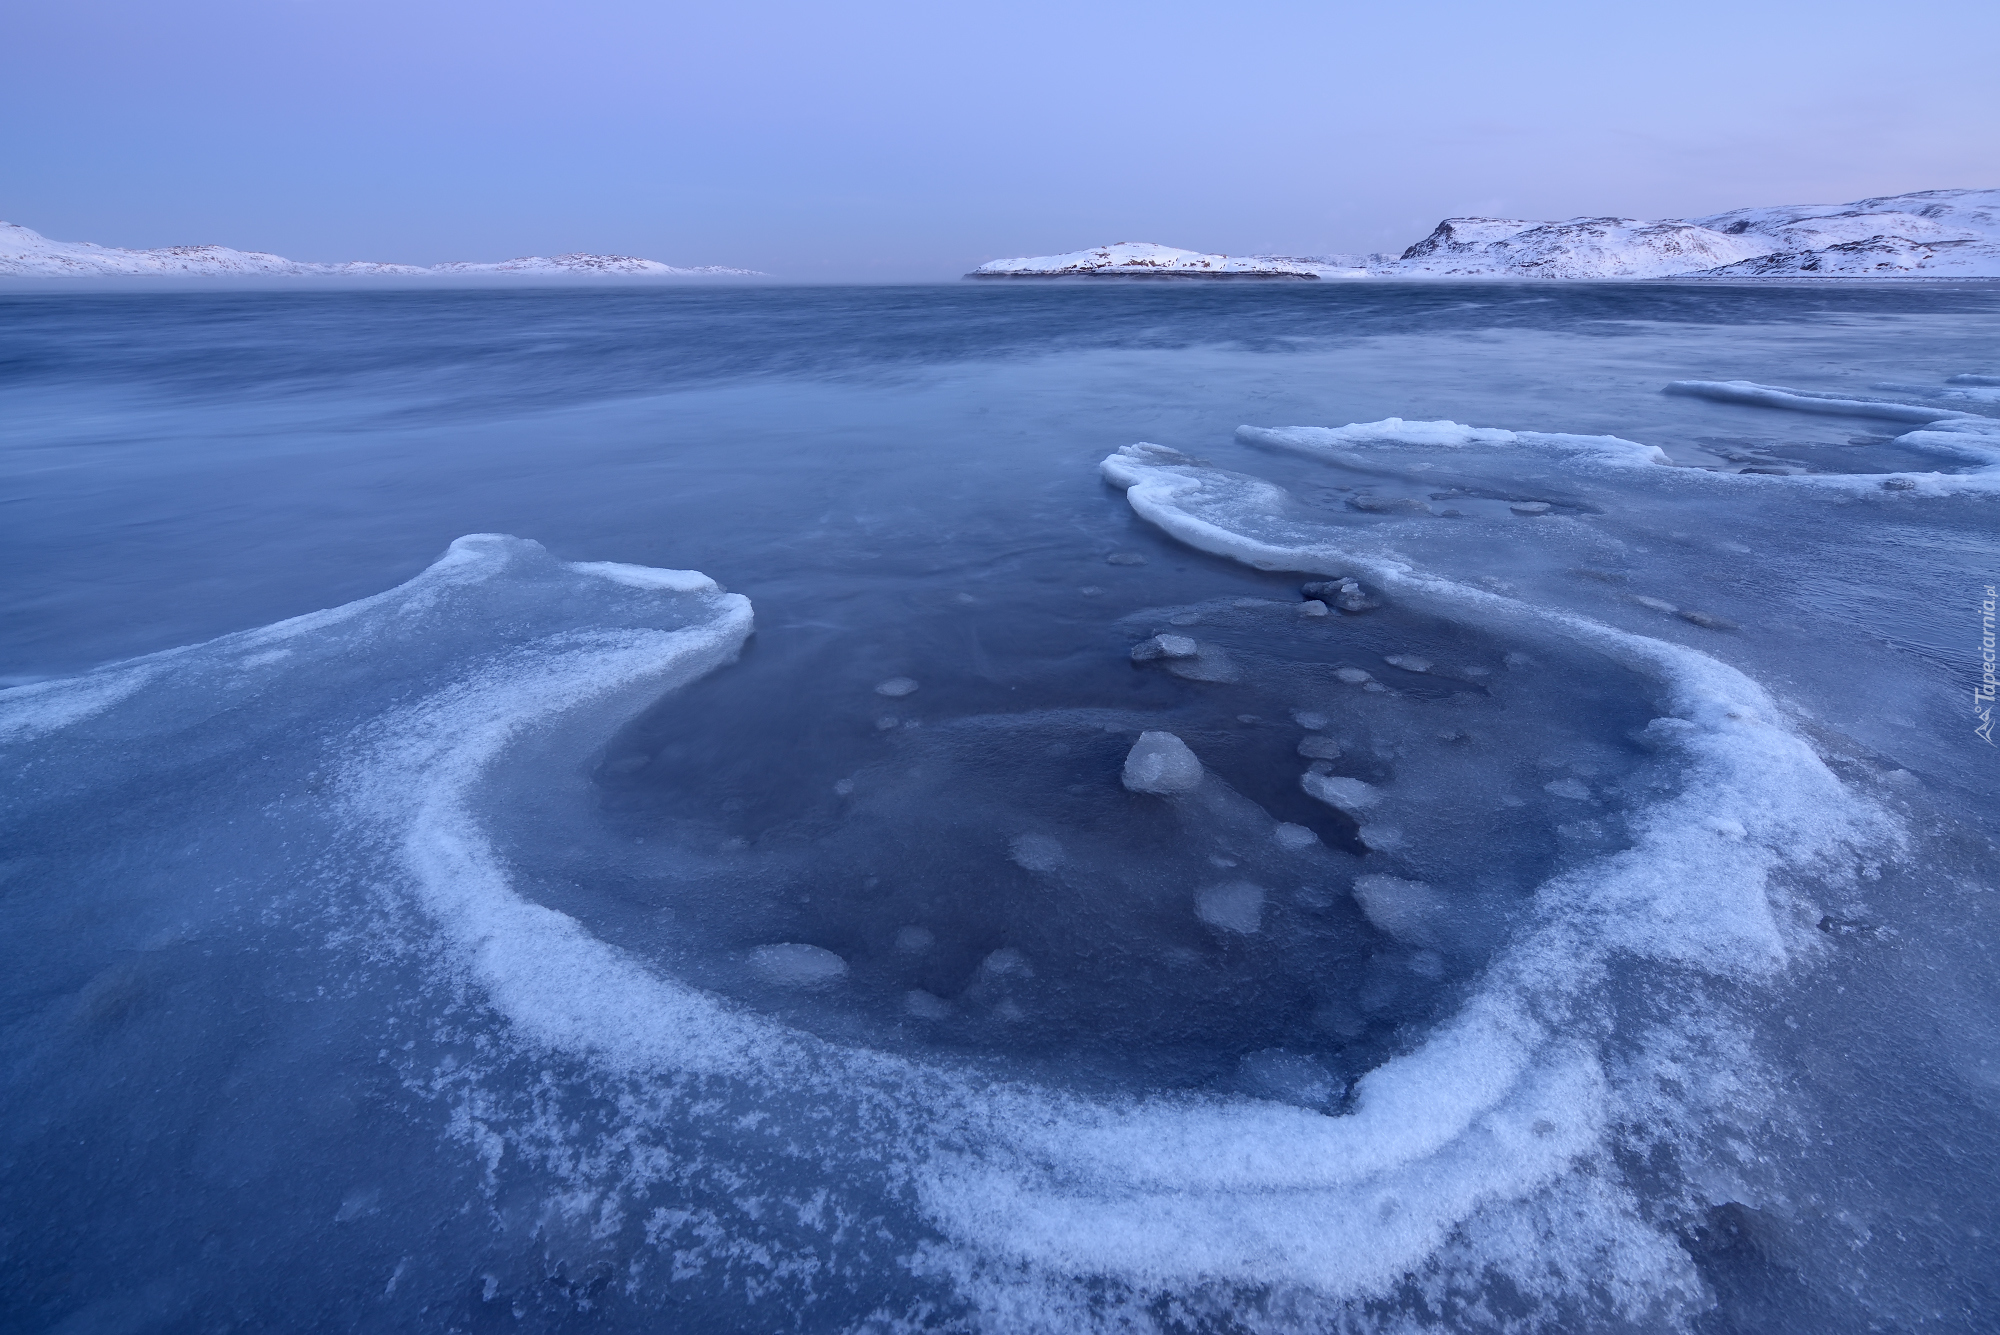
[0,222,766,281]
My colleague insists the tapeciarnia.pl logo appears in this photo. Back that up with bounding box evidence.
[1979,584,1997,746]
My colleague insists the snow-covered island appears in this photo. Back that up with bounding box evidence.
[970,242,1320,280]
[973,188,2000,281]
[0,223,764,280]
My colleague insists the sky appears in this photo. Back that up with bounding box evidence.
[4,0,1999,280]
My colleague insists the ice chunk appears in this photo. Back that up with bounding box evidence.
[1196,881,1266,934]
[748,943,849,987]
[1299,600,1329,617]
[1122,731,1203,793]
[1509,501,1552,515]
[1297,735,1342,760]
[1166,646,1241,683]
[903,990,952,1019]
[1303,772,1380,813]
[1105,551,1147,565]
[1009,832,1066,872]
[1293,710,1330,730]
[1335,667,1373,685]
[874,677,919,697]
[894,926,935,954]
[1544,777,1592,801]
[1351,874,1449,946]
[1302,578,1378,613]
[1130,633,1198,662]
[978,947,1032,979]
[1273,822,1320,851]
[1237,1049,1340,1109]
[1383,654,1433,673]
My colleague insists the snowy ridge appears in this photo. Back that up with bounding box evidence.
[1385,188,2000,279]
[977,189,2000,282]
[0,222,763,279]
[1389,217,1767,279]
[970,241,1320,280]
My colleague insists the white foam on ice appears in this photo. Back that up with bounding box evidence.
[0,665,160,743]
[1,520,1902,1329]
[1241,402,2000,496]
[1079,434,1899,1316]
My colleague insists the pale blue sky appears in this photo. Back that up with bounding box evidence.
[5,0,1997,278]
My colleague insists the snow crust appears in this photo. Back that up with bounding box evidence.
[0,221,762,279]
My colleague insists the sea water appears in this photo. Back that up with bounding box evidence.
[2,283,1997,1332]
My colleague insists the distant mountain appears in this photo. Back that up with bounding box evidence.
[0,223,764,279]
[972,190,2000,281]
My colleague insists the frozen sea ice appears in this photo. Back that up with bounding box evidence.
[749,943,849,987]
[1122,731,1204,794]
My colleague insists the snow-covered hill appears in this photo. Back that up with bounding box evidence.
[1388,217,1767,279]
[0,223,763,279]
[1375,189,2000,279]
[969,242,1319,279]
[975,190,2000,282]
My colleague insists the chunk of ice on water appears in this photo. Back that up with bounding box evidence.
[874,677,919,697]
[1237,1048,1340,1109]
[978,947,1032,979]
[1105,551,1147,565]
[1273,822,1320,851]
[1122,731,1203,793]
[894,926,935,954]
[903,990,952,1019]
[1545,777,1593,801]
[1130,633,1199,662]
[748,943,849,987]
[1383,654,1433,673]
[1510,501,1552,515]
[1009,832,1066,872]
[1351,874,1448,946]
[1297,735,1343,760]
[1196,881,1266,934]
[1303,772,1380,813]
[1293,710,1330,730]
[1335,667,1373,685]
[1299,600,1329,617]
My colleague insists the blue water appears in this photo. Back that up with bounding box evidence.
[3,282,1998,1333]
